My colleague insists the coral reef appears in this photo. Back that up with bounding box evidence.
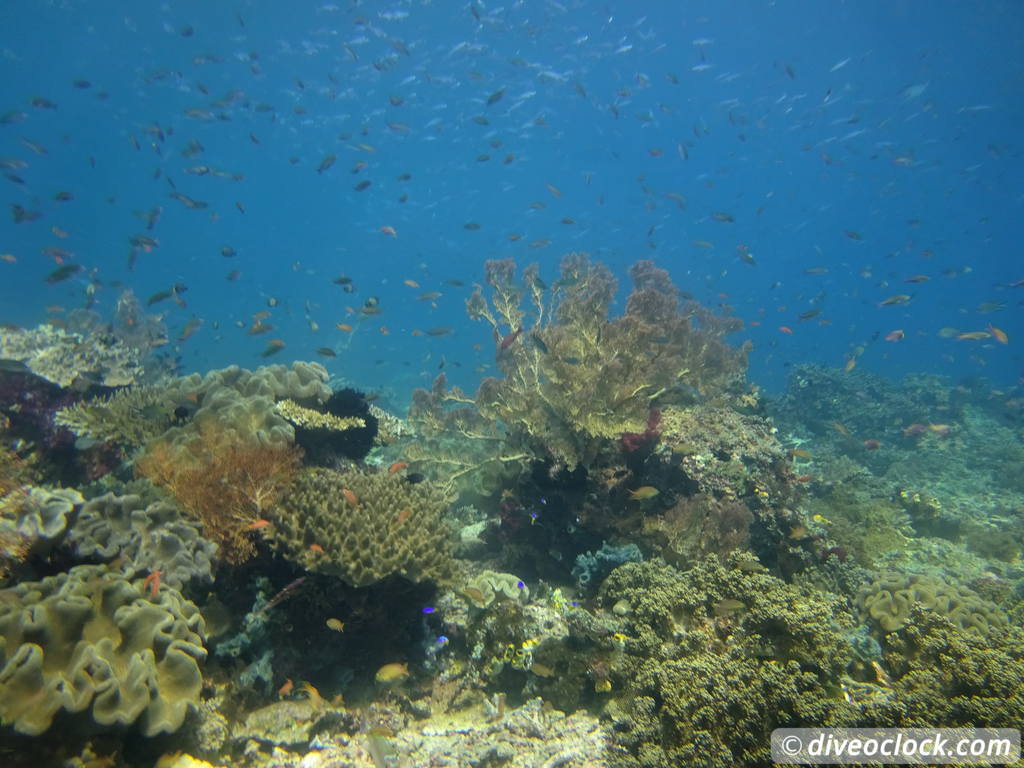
[160,361,332,448]
[273,398,364,432]
[136,422,303,564]
[857,571,1009,635]
[571,542,643,591]
[0,323,145,388]
[466,254,749,468]
[462,569,531,608]
[68,492,216,587]
[0,485,82,541]
[269,468,453,587]
[407,373,527,494]
[599,557,857,767]
[55,385,181,450]
[0,563,206,736]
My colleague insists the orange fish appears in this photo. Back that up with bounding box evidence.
[309,543,325,553]
[278,678,294,697]
[388,461,409,474]
[342,488,361,507]
[379,225,398,237]
[245,519,272,531]
[778,326,794,335]
[884,329,905,342]
[394,507,412,525]
[142,569,162,598]
[987,325,1009,344]
[336,323,353,332]
[956,331,991,341]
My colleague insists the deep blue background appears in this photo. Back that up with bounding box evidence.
[1,0,1021,407]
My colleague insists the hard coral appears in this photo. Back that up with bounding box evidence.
[467,254,749,469]
[270,468,453,587]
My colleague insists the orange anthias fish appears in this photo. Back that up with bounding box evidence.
[142,569,162,597]
[388,461,409,474]
[245,519,272,531]
[987,325,1009,344]
[278,678,294,697]
[341,488,361,507]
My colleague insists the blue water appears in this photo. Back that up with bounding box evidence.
[1,0,1021,404]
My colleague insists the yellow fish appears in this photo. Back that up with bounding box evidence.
[325,618,345,632]
[629,486,660,501]
[375,662,409,685]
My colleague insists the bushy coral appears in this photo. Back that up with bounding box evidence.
[599,557,857,767]
[465,254,749,469]
[68,493,216,587]
[136,422,302,564]
[55,385,180,450]
[269,468,453,587]
[0,563,206,736]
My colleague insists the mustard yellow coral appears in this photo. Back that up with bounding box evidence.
[273,399,364,432]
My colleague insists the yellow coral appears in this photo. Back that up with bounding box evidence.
[274,399,365,431]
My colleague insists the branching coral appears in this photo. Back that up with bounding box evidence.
[136,422,302,564]
[465,254,749,469]
[407,373,529,494]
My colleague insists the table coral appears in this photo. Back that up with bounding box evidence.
[270,468,453,587]
[0,323,144,388]
[0,563,206,736]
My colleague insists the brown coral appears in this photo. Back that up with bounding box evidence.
[269,468,453,587]
[136,422,302,564]
[465,254,749,468]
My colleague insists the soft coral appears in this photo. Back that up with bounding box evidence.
[620,408,661,453]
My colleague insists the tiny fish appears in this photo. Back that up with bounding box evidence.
[44,263,82,284]
[417,291,442,301]
[711,211,734,223]
[486,88,505,106]
[375,662,409,685]
[844,230,863,240]
[316,153,337,174]
[341,487,360,507]
[425,326,453,337]
[878,294,911,307]
[325,618,345,632]
[464,221,481,230]
[316,347,337,357]
[884,329,905,342]
[354,179,372,191]
[628,486,659,501]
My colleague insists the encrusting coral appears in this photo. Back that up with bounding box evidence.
[270,467,453,587]
[136,422,302,564]
[0,563,206,736]
[465,254,749,469]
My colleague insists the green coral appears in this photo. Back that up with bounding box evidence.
[270,468,453,587]
[161,361,333,449]
[55,386,179,449]
[68,493,216,587]
[857,571,1008,635]
[0,486,82,541]
[599,557,857,767]
[0,563,206,736]
[464,254,749,469]
[858,608,1024,727]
